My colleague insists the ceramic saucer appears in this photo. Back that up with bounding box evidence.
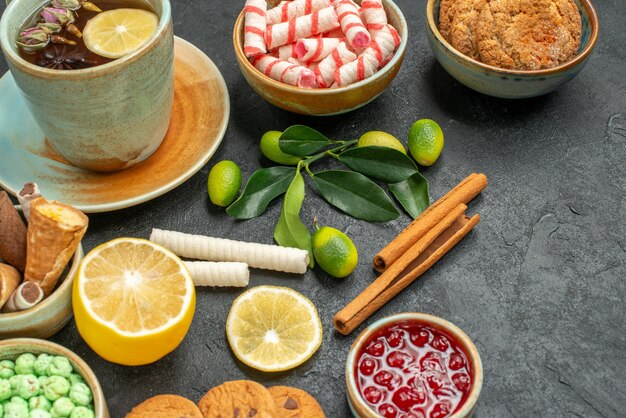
[0,37,229,213]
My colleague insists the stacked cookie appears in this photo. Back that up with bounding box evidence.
[126,381,325,417]
[439,0,582,70]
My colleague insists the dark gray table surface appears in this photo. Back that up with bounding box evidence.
[1,0,625,417]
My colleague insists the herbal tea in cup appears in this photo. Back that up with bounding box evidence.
[0,0,174,172]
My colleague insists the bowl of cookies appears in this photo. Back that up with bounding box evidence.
[426,0,599,98]
[0,184,88,339]
[233,0,408,115]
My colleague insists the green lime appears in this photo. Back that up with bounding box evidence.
[260,131,302,166]
[408,119,444,166]
[312,226,358,278]
[357,131,407,154]
[208,160,242,207]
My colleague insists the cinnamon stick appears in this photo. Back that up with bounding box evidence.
[0,191,27,272]
[373,173,487,273]
[333,204,479,335]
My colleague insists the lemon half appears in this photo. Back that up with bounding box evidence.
[73,238,195,366]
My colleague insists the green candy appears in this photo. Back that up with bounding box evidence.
[66,375,82,387]
[33,356,54,378]
[14,355,36,376]
[46,359,72,379]
[43,377,69,402]
[67,384,90,407]
[3,400,28,418]
[29,411,52,418]
[9,398,28,408]
[37,378,48,389]
[29,396,51,411]
[15,376,39,399]
[8,376,20,395]
[50,397,74,417]
[68,407,92,418]
[0,362,15,380]
[0,380,11,401]
[0,402,3,418]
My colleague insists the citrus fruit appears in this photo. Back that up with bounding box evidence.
[358,131,407,154]
[312,226,358,278]
[226,285,322,372]
[83,9,159,59]
[260,131,302,165]
[408,119,444,166]
[73,238,195,366]
[208,160,242,207]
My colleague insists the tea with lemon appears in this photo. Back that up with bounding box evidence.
[17,0,158,70]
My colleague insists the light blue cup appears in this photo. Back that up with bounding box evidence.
[425,0,599,99]
[0,0,174,171]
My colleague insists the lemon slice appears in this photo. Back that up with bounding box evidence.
[83,8,158,59]
[73,238,195,366]
[226,285,323,372]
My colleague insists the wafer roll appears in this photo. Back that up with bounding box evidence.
[315,41,357,87]
[295,37,342,61]
[360,0,387,26]
[252,54,319,88]
[17,182,42,222]
[244,0,268,58]
[0,263,21,309]
[1,281,44,313]
[334,0,371,49]
[267,0,331,24]
[0,191,27,272]
[24,198,88,296]
[265,6,340,50]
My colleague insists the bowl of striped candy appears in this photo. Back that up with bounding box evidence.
[233,0,408,116]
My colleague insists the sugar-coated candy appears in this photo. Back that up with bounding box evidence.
[43,377,69,401]
[0,379,11,401]
[3,400,28,418]
[66,375,83,387]
[50,397,73,417]
[0,361,15,379]
[29,410,52,418]
[267,0,331,25]
[33,356,53,378]
[243,0,267,58]
[14,376,39,400]
[69,407,93,418]
[68,383,91,407]
[28,396,51,411]
[14,355,36,376]
[47,358,71,379]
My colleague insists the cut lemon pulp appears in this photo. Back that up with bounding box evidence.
[226,285,323,372]
[83,8,158,59]
[73,238,195,366]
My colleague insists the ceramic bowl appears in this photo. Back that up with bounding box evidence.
[0,338,109,417]
[425,0,599,99]
[233,0,408,116]
[345,312,483,418]
[0,207,83,339]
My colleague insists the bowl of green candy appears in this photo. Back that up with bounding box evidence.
[0,338,108,418]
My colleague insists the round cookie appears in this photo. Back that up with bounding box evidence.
[126,394,203,418]
[439,0,487,60]
[268,386,325,418]
[197,380,277,418]
[476,0,581,70]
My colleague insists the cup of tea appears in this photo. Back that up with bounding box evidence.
[0,0,174,172]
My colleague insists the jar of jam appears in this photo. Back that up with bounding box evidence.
[346,313,483,418]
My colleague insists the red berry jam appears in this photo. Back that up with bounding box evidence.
[355,321,472,418]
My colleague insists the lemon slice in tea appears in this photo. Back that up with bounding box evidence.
[83,8,158,59]
[73,238,195,366]
[226,285,323,372]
